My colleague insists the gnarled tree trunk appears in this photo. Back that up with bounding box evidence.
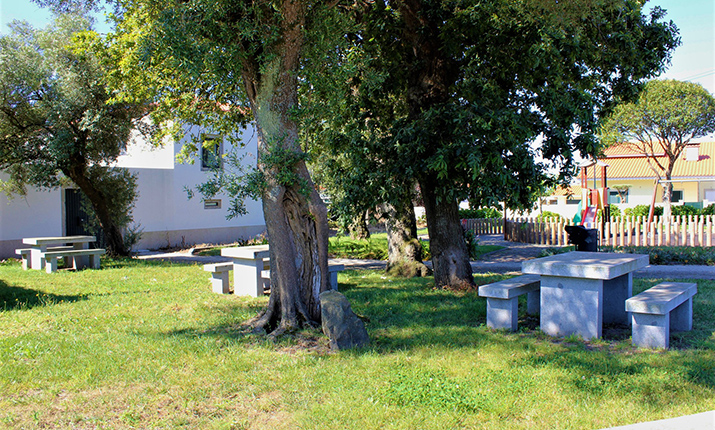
[65,168,128,257]
[242,0,330,335]
[383,194,430,278]
[419,175,474,290]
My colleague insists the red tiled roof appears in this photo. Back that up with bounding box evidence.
[599,142,715,180]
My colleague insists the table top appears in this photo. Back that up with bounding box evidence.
[522,251,649,280]
[22,235,96,246]
[221,244,270,259]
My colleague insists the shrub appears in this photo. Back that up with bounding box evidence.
[624,204,663,217]
[703,204,715,215]
[459,208,501,219]
[535,211,564,222]
[672,205,700,216]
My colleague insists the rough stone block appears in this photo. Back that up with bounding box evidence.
[320,290,369,351]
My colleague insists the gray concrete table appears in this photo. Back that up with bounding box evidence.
[221,245,270,297]
[22,235,96,270]
[522,251,649,339]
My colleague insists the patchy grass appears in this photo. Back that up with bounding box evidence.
[0,259,713,429]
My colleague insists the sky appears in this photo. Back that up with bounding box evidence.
[0,0,713,95]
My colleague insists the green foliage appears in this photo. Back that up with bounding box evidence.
[672,205,700,216]
[0,15,144,255]
[598,205,622,219]
[624,205,664,217]
[459,208,502,219]
[535,211,564,222]
[703,204,715,216]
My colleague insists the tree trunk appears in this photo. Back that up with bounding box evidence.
[66,171,128,257]
[419,175,474,290]
[241,1,330,335]
[349,211,370,240]
[662,180,673,219]
[384,195,430,278]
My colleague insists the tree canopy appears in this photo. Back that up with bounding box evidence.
[303,0,680,288]
[0,14,145,255]
[600,79,715,218]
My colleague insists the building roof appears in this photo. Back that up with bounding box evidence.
[598,142,715,180]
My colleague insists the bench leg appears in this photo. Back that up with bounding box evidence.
[670,298,693,332]
[20,254,29,270]
[330,272,339,291]
[526,290,540,315]
[631,312,669,349]
[89,254,101,270]
[486,297,518,331]
[210,272,231,294]
[45,256,58,274]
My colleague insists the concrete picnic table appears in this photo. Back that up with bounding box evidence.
[522,251,649,340]
[221,244,270,297]
[22,235,96,271]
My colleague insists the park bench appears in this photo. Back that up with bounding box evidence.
[16,246,73,270]
[478,274,541,331]
[204,261,344,295]
[625,282,697,349]
[41,248,105,273]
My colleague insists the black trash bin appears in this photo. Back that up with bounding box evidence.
[564,225,598,252]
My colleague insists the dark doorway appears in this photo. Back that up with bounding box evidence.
[64,189,102,247]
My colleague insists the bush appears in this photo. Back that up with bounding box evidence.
[459,208,501,219]
[624,205,663,217]
[672,205,700,216]
[535,211,564,222]
[703,204,715,215]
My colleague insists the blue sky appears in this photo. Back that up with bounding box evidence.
[1,0,713,94]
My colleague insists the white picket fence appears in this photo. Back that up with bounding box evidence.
[463,216,715,247]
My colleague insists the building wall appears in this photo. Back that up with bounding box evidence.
[0,124,266,259]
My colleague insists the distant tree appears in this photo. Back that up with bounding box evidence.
[600,80,715,219]
[0,15,145,256]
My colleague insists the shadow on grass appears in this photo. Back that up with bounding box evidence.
[0,279,87,310]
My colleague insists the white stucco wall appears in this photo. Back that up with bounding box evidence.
[0,123,266,258]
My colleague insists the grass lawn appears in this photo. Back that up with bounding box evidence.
[1,258,713,429]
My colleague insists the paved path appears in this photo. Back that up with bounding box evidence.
[136,234,715,280]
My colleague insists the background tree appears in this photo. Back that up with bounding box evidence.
[600,79,715,219]
[304,0,679,289]
[0,14,144,256]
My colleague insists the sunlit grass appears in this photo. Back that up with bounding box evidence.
[0,258,713,429]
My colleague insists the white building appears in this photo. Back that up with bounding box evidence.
[0,124,266,259]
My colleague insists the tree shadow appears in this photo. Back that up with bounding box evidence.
[0,279,87,310]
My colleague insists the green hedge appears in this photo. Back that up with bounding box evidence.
[458,208,502,219]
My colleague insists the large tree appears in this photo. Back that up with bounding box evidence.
[302,0,679,289]
[93,0,336,335]
[0,14,143,256]
[600,79,715,218]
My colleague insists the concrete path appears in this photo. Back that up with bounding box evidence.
[600,410,714,430]
[135,234,715,280]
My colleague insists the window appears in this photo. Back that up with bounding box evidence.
[200,136,221,170]
[566,199,580,205]
[609,190,627,204]
[204,199,221,210]
[672,190,683,203]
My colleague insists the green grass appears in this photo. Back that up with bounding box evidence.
[1,259,714,429]
[198,229,503,260]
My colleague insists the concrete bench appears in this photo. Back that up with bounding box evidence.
[204,261,344,294]
[478,274,541,331]
[16,246,73,270]
[261,264,344,292]
[625,282,697,349]
[41,248,105,273]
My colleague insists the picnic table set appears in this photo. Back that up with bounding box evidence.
[16,235,105,273]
